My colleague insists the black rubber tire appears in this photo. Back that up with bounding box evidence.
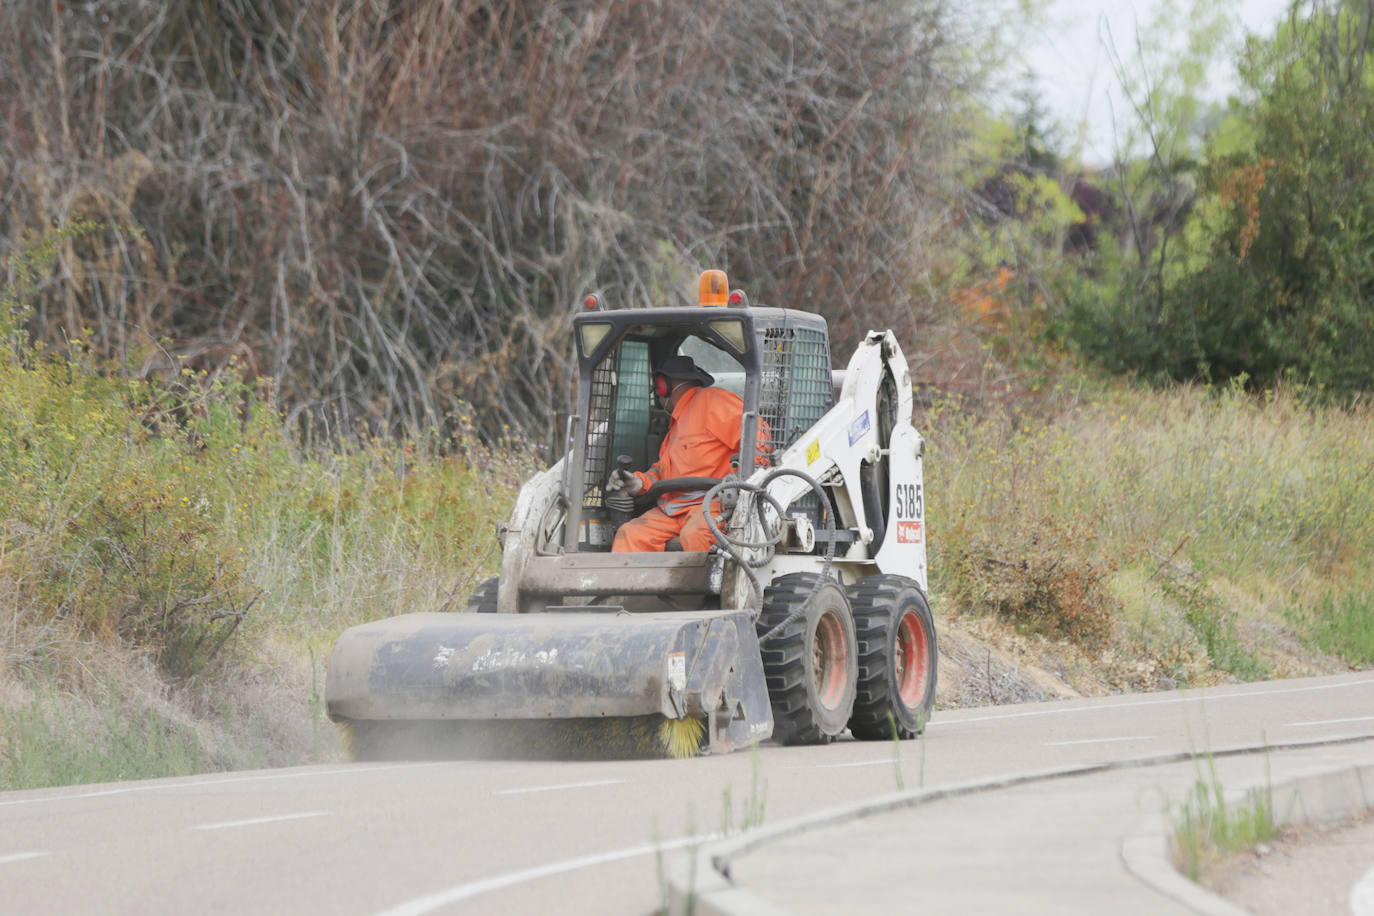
[756,573,858,745]
[847,575,938,740]
[466,577,499,613]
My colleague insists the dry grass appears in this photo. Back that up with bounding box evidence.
[926,378,1373,687]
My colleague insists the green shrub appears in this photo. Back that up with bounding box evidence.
[1054,6,1374,398]
[3,223,524,669]
[0,352,263,680]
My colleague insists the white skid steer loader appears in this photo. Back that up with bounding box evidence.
[325,270,937,758]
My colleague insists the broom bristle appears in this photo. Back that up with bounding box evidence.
[658,715,706,759]
[337,714,708,761]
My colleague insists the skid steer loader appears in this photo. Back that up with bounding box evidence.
[325,270,937,759]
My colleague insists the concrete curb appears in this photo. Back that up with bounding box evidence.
[1122,759,1374,915]
[668,736,1374,916]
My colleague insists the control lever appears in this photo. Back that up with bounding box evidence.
[605,453,636,530]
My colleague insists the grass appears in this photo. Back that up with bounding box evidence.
[1172,756,1278,882]
[0,365,527,786]
[925,377,1374,688]
[2,693,208,789]
[719,743,768,836]
[1292,590,1374,666]
[0,229,531,788]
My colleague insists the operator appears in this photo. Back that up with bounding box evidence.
[606,355,759,552]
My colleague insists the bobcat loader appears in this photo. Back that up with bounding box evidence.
[325,271,937,758]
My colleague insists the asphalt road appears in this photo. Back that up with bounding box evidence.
[1,671,1371,915]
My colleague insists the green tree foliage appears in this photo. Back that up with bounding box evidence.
[0,0,977,437]
[928,81,1086,381]
[1059,2,1374,395]
[1183,1,1374,391]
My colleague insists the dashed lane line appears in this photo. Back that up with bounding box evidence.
[1044,736,1155,747]
[790,758,895,770]
[0,763,440,809]
[194,811,330,831]
[1282,716,1374,728]
[0,852,50,866]
[494,779,626,795]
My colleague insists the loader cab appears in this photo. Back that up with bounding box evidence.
[565,292,834,553]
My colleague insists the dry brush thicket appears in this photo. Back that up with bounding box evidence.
[2,0,976,440]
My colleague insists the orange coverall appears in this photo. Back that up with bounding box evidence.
[612,385,757,553]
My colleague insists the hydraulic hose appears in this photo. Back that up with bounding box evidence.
[702,467,839,643]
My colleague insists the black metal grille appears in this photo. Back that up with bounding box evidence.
[756,324,834,468]
[584,358,616,509]
[582,340,651,509]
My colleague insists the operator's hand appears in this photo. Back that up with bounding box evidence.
[605,469,643,495]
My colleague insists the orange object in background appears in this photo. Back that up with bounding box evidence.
[953,265,1016,325]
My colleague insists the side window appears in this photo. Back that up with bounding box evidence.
[678,336,745,397]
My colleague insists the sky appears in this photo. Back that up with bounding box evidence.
[1014,0,1295,164]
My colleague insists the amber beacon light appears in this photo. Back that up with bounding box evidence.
[697,269,729,306]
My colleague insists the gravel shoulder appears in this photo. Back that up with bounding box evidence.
[1205,813,1374,916]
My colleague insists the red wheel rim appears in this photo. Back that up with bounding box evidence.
[813,610,849,710]
[895,608,930,707]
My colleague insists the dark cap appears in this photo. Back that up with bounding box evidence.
[656,355,714,387]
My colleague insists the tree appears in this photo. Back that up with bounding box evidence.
[1161,1,1374,391]
[1052,0,1374,395]
[0,0,980,438]
[1047,0,1237,378]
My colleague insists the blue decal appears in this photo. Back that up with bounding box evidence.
[848,410,871,446]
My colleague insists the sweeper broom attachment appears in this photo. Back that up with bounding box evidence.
[327,608,770,759]
[325,270,937,759]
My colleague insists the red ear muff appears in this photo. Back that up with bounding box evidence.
[654,373,670,398]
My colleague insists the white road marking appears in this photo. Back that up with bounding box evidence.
[0,852,50,866]
[1044,736,1154,747]
[1352,864,1374,916]
[494,779,626,795]
[194,811,330,831]
[792,758,896,770]
[0,762,440,809]
[928,676,1374,727]
[375,832,721,915]
[1281,715,1374,728]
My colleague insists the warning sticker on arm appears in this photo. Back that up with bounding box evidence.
[668,651,687,691]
